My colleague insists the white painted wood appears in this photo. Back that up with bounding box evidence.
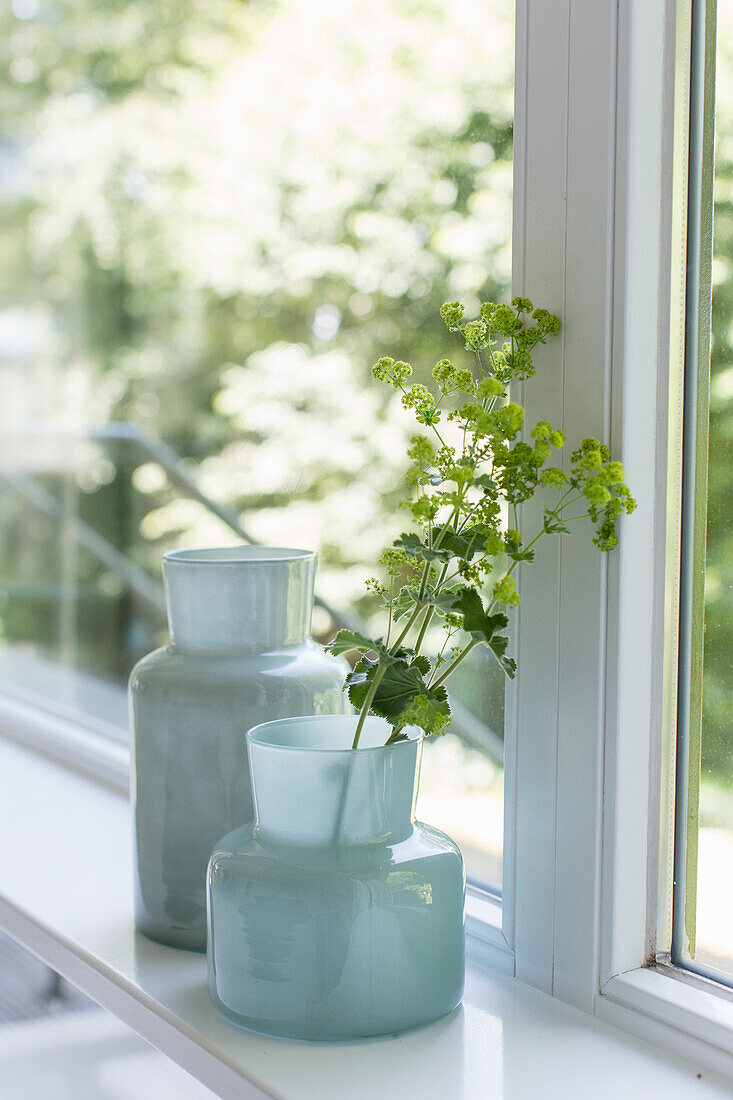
[601,0,690,988]
[0,736,729,1100]
[598,967,733,1082]
[0,690,128,794]
[510,0,569,998]
[511,0,697,1017]
[511,0,622,1006]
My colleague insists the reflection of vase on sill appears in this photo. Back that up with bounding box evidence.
[207,714,465,1040]
[129,546,348,952]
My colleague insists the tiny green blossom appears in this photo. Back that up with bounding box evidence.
[493,402,524,437]
[440,300,465,330]
[532,421,553,442]
[532,308,561,334]
[484,532,505,556]
[454,368,475,392]
[379,547,409,576]
[432,358,455,386]
[490,304,517,336]
[477,376,504,399]
[331,297,633,749]
[407,434,435,467]
[405,496,439,523]
[584,479,613,505]
[540,467,567,489]
[463,319,487,350]
[402,383,440,426]
[493,575,521,606]
[603,461,625,485]
[372,356,413,385]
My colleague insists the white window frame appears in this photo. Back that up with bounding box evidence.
[505,0,733,1077]
[1,0,733,1079]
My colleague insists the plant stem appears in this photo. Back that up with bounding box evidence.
[385,577,395,647]
[390,600,424,653]
[430,638,478,689]
[352,663,387,749]
[413,605,435,655]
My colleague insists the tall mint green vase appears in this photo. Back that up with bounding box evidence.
[206,714,465,1039]
[130,547,348,952]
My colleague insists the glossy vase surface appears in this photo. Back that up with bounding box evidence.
[130,547,348,952]
[207,714,465,1039]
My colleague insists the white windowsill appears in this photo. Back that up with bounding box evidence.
[0,736,731,1100]
[598,966,733,1081]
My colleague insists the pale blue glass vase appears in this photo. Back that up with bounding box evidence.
[207,714,465,1039]
[130,548,348,953]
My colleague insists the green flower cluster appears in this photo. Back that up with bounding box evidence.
[330,298,634,749]
[432,358,474,394]
[372,356,413,385]
[401,383,440,426]
[440,301,465,330]
[569,439,636,550]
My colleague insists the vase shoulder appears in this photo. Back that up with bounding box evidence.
[131,641,347,691]
[210,818,463,867]
[131,643,348,951]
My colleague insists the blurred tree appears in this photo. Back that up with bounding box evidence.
[703,11,733,787]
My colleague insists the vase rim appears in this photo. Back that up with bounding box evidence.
[163,546,316,566]
[246,714,424,755]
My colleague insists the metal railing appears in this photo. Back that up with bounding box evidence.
[1,423,503,764]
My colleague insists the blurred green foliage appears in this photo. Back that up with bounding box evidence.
[0,0,729,794]
[703,20,733,787]
[0,0,512,735]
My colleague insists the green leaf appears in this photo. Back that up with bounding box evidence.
[392,586,418,621]
[410,653,431,676]
[444,587,508,644]
[396,688,452,736]
[393,532,452,563]
[394,526,487,564]
[327,629,380,657]
[346,651,451,736]
[438,525,487,561]
[486,631,517,678]
[473,474,498,494]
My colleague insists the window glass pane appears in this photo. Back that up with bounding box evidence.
[697,0,733,973]
[680,0,733,977]
[0,0,513,890]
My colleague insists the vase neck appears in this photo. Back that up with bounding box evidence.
[247,716,422,847]
[163,547,316,652]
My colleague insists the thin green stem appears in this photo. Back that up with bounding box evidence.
[385,577,395,647]
[352,663,387,749]
[413,605,435,657]
[413,563,449,655]
[430,638,478,689]
[389,602,424,653]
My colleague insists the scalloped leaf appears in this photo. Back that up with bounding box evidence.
[345,652,450,735]
[326,629,381,657]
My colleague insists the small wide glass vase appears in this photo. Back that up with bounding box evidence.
[130,547,348,953]
[206,714,465,1040]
